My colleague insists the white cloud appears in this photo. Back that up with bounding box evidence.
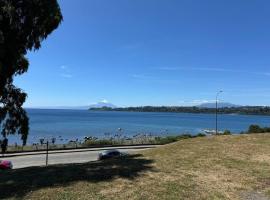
[191,99,216,104]
[262,72,270,76]
[156,66,270,76]
[60,65,67,69]
[157,66,233,72]
[131,74,179,84]
[60,73,72,78]
[122,43,144,49]
[131,74,154,80]
[60,65,72,78]
[178,99,220,106]
[100,99,109,103]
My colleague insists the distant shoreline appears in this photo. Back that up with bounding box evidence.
[24,107,270,116]
[89,106,270,116]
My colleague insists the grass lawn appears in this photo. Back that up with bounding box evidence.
[1,133,270,200]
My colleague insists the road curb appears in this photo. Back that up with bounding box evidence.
[1,145,160,158]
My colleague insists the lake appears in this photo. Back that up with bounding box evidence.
[6,109,270,144]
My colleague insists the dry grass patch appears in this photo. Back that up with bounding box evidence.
[1,134,270,199]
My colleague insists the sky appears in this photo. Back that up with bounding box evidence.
[14,0,270,107]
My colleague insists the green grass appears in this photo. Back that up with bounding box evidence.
[1,133,270,199]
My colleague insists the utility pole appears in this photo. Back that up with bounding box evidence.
[216,90,223,135]
[46,140,49,166]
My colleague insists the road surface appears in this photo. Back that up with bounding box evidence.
[2,145,157,169]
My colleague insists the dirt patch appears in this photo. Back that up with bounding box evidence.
[252,155,270,164]
[240,191,269,200]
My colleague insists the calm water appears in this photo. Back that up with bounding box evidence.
[7,109,270,144]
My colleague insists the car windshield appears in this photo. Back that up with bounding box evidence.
[104,150,118,154]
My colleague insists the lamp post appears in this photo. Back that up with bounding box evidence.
[216,90,223,135]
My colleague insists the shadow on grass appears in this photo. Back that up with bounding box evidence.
[0,154,154,199]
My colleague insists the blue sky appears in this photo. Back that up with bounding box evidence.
[15,0,270,107]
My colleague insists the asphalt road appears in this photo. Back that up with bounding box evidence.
[2,146,156,169]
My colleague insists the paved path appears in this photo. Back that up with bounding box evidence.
[2,145,157,169]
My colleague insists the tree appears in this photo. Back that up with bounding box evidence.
[1,137,8,153]
[51,137,56,145]
[248,124,264,133]
[39,138,45,145]
[0,0,62,148]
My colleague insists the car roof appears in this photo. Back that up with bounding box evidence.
[104,149,119,153]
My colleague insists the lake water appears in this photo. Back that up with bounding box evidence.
[7,109,270,144]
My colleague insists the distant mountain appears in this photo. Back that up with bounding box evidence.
[198,102,241,108]
[89,101,117,109]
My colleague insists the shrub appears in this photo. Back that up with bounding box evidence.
[223,130,231,135]
[177,134,193,139]
[248,124,264,133]
[154,136,179,144]
[196,133,206,137]
[83,139,113,147]
[263,127,270,133]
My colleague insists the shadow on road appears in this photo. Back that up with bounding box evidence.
[0,154,155,199]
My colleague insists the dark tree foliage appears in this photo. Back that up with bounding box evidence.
[248,124,270,133]
[0,137,8,153]
[248,125,263,133]
[0,0,62,146]
[90,106,270,116]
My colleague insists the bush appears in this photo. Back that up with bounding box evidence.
[154,136,179,144]
[177,134,193,140]
[196,133,206,137]
[154,134,194,145]
[83,139,113,147]
[263,127,270,133]
[248,124,264,133]
[223,130,231,135]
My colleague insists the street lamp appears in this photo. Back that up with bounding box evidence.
[216,90,223,134]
